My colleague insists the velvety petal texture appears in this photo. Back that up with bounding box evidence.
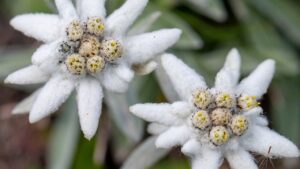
[77,0,106,20]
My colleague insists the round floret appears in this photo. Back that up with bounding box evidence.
[211,108,232,126]
[238,94,260,110]
[87,56,105,73]
[193,90,213,109]
[192,110,211,130]
[79,35,101,57]
[215,92,236,108]
[230,115,248,136]
[86,17,105,36]
[209,126,230,146]
[100,39,123,61]
[65,54,86,75]
[66,20,84,41]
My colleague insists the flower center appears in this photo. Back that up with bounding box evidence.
[238,94,260,110]
[61,18,123,76]
[211,108,232,126]
[193,90,213,109]
[230,115,248,136]
[215,92,235,108]
[192,110,211,130]
[209,126,230,146]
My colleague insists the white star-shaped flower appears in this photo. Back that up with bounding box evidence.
[4,0,181,139]
[131,49,299,169]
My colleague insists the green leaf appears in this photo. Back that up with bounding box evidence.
[246,0,300,47]
[48,95,80,169]
[182,0,227,22]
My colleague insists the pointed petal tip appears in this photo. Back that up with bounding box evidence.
[83,131,96,141]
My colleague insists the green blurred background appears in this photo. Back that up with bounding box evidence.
[0,0,299,169]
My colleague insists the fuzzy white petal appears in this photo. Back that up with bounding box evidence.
[243,107,268,126]
[78,0,106,20]
[106,0,148,37]
[32,39,62,73]
[10,14,62,42]
[128,11,161,35]
[147,123,168,135]
[100,67,129,93]
[114,64,134,82]
[5,65,49,84]
[242,126,300,158]
[130,102,185,126]
[214,48,241,91]
[155,125,192,149]
[12,89,41,114]
[29,75,74,123]
[226,149,258,169]
[191,148,223,169]
[55,0,77,21]
[133,61,158,75]
[125,29,182,65]
[181,139,202,157]
[77,78,103,140]
[237,59,275,98]
[161,54,207,101]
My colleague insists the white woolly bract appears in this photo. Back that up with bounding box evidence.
[130,103,184,126]
[225,149,258,169]
[114,64,134,82]
[77,78,103,140]
[223,48,241,85]
[29,75,74,123]
[106,0,148,37]
[124,29,182,65]
[55,0,77,21]
[181,139,202,157]
[5,65,49,84]
[161,53,207,101]
[10,14,61,42]
[237,59,275,98]
[241,125,300,158]
[133,61,158,75]
[99,67,129,93]
[155,125,192,149]
[12,89,41,114]
[147,123,168,135]
[77,0,106,20]
[191,148,223,169]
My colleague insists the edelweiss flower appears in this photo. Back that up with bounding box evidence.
[4,0,181,139]
[131,49,300,169]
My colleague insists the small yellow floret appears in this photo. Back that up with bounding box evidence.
[209,126,230,146]
[67,20,84,41]
[87,56,105,73]
[87,17,105,36]
[79,35,101,57]
[230,115,248,136]
[100,39,123,61]
[193,90,213,109]
[192,110,211,130]
[238,94,260,110]
[215,92,235,108]
[65,54,86,75]
[210,108,232,126]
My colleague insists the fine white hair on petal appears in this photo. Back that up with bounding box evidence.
[191,148,223,169]
[106,0,148,37]
[225,149,258,169]
[181,139,202,157]
[77,0,106,20]
[130,103,184,126]
[10,14,62,42]
[55,0,77,21]
[12,89,41,115]
[243,107,268,126]
[155,125,192,149]
[161,54,207,101]
[223,48,241,85]
[99,67,129,93]
[124,29,182,65]
[77,78,103,140]
[114,64,134,82]
[29,74,75,123]
[241,125,300,158]
[170,101,194,118]
[237,59,275,98]
[32,39,62,73]
[147,123,168,135]
[133,61,158,75]
[5,65,49,85]
[243,107,263,117]
[214,48,241,91]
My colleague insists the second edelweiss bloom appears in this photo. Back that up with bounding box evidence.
[5,0,181,139]
[130,49,300,169]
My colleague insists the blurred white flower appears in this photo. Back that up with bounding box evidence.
[131,49,300,169]
[4,0,181,140]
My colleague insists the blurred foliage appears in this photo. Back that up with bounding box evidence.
[0,0,299,169]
